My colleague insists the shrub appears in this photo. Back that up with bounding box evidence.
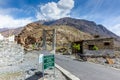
[93,45,99,50]
[32,44,36,49]
[73,43,80,51]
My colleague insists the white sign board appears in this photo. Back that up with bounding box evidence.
[39,54,43,63]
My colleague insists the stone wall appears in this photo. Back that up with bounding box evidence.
[82,38,114,50]
[83,49,114,57]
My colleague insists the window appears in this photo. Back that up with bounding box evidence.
[104,42,110,46]
[88,45,94,50]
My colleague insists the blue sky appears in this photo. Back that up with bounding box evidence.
[0,0,120,36]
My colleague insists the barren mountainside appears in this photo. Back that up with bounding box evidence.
[0,17,120,47]
[15,23,93,50]
[36,17,120,47]
[36,17,120,39]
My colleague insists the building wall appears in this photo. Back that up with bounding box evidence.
[83,38,114,50]
[83,49,114,57]
[82,38,114,56]
[72,38,115,57]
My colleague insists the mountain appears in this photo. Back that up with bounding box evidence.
[0,28,9,32]
[36,17,120,39]
[1,17,119,39]
[1,17,120,48]
[36,17,120,47]
[15,23,93,51]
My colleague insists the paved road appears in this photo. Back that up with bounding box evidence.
[55,54,120,80]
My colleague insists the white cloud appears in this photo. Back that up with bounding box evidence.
[36,0,74,20]
[58,0,74,9]
[0,14,33,28]
[0,8,34,28]
[109,24,120,36]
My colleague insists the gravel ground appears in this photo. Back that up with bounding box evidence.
[0,50,67,80]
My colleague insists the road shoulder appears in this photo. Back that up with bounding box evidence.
[55,64,80,80]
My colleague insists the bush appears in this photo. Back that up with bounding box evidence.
[73,43,80,51]
[32,44,36,49]
[93,45,99,50]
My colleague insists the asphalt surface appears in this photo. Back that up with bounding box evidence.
[55,54,120,80]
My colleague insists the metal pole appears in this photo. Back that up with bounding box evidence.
[43,29,46,50]
[38,52,39,71]
[52,29,56,54]
[42,56,44,80]
[54,66,55,80]
[54,55,55,80]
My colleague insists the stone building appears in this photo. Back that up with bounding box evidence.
[72,38,115,57]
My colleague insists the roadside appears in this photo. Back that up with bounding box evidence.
[55,54,120,80]
[55,64,80,80]
[85,51,120,70]
[0,51,67,80]
[61,52,120,70]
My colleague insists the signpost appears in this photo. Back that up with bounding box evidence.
[40,54,55,80]
[43,55,55,70]
[41,29,56,80]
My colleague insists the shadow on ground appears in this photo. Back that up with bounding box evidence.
[25,71,48,80]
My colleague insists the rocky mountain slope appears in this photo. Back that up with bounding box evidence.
[0,17,120,48]
[0,28,9,32]
[36,17,120,47]
[1,17,119,40]
[15,23,93,51]
[36,17,120,39]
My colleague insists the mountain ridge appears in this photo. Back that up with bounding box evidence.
[0,27,23,37]
[15,23,93,50]
[36,17,120,39]
[0,17,120,47]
